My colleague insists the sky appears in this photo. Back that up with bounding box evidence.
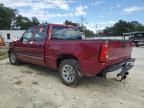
[1,0,144,31]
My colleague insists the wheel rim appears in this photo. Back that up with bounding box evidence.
[10,53,16,63]
[61,64,75,83]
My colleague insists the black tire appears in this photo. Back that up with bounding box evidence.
[9,50,20,65]
[135,42,139,47]
[59,59,81,87]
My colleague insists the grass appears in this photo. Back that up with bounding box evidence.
[0,51,8,60]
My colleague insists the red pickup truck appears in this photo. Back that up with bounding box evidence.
[8,24,135,86]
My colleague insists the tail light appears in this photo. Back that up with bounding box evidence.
[100,43,109,63]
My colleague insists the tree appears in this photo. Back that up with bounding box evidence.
[15,16,40,30]
[103,20,144,36]
[64,20,80,27]
[0,4,17,29]
[113,20,135,35]
[31,17,40,26]
[15,15,33,30]
[0,4,40,30]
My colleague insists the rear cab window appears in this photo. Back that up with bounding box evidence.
[51,26,82,40]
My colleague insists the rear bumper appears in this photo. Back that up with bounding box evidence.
[103,58,135,79]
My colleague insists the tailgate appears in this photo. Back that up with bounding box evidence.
[107,40,133,63]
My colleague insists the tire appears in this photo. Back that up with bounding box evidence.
[135,42,139,47]
[136,44,139,47]
[9,51,20,65]
[59,59,81,87]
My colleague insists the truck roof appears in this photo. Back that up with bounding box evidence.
[29,24,75,29]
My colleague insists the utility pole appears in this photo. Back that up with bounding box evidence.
[80,16,85,27]
[95,24,97,36]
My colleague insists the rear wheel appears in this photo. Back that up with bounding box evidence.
[9,51,20,65]
[59,59,81,87]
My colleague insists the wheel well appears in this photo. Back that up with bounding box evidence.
[57,54,78,68]
[8,48,13,54]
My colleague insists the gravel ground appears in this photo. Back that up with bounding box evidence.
[0,47,8,60]
[0,47,144,108]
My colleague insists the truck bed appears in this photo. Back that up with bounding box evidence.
[79,40,132,75]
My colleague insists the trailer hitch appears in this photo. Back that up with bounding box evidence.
[115,72,129,81]
[120,72,129,81]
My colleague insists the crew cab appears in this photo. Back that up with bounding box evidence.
[8,24,135,86]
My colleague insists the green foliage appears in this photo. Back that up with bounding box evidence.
[15,15,40,30]
[0,4,40,30]
[0,4,16,29]
[103,20,144,36]
[64,20,80,27]
[32,17,40,26]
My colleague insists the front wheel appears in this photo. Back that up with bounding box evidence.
[9,51,20,65]
[59,59,81,87]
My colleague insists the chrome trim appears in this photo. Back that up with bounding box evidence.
[17,53,43,60]
[106,68,122,79]
[126,61,134,66]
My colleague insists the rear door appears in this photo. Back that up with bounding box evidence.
[29,25,47,65]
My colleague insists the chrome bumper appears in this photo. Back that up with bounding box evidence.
[103,58,135,79]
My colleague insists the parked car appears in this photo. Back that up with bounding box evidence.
[123,32,144,47]
[8,24,135,86]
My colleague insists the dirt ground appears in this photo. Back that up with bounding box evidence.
[0,47,144,108]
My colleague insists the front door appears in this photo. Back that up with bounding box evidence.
[15,28,34,62]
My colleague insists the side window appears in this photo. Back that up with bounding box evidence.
[52,26,81,40]
[20,29,33,42]
[33,26,47,42]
